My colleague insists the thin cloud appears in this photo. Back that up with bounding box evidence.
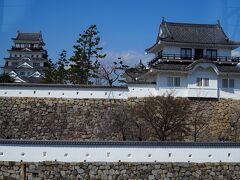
[232,50,240,57]
[102,50,154,66]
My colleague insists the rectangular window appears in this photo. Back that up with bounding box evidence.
[181,48,192,59]
[157,50,163,57]
[167,77,181,87]
[167,77,173,87]
[222,79,234,88]
[174,77,180,87]
[12,62,18,66]
[33,63,40,67]
[229,79,235,88]
[203,78,209,87]
[206,49,217,59]
[197,78,202,87]
[20,72,25,76]
[197,78,209,87]
[34,44,39,48]
[222,79,228,88]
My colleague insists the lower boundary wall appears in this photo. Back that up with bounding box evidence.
[1,161,240,179]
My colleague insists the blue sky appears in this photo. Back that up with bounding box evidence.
[1,0,240,67]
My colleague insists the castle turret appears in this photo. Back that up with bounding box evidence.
[3,31,49,83]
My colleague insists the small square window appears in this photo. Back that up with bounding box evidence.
[168,77,181,87]
[203,78,209,87]
[167,77,173,87]
[222,79,228,88]
[229,79,234,88]
[223,79,234,88]
[20,72,25,76]
[197,78,209,87]
[174,77,180,87]
[197,78,202,87]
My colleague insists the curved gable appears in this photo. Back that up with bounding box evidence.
[188,62,219,75]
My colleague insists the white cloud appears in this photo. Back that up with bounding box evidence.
[231,50,240,57]
[102,50,154,66]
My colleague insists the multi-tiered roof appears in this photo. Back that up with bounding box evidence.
[4,31,48,83]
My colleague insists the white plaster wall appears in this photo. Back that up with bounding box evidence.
[0,87,129,99]
[162,46,232,57]
[157,73,188,88]
[187,67,218,98]
[158,88,188,97]
[156,73,188,97]
[0,85,158,99]
[0,145,239,163]
[219,76,240,89]
[219,89,240,99]
[128,84,158,97]
[188,67,218,89]
[1,69,240,100]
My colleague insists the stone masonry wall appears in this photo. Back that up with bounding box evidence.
[0,97,239,141]
[1,161,240,179]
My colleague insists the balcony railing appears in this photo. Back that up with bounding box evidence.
[149,54,240,65]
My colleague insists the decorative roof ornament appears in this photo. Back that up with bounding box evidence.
[162,17,165,23]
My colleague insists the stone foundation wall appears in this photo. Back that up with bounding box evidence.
[1,161,240,179]
[0,97,239,141]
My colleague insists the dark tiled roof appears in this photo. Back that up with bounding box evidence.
[146,21,240,53]
[4,57,48,61]
[13,32,43,42]
[160,21,240,45]
[20,77,44,83]
[153,63,189,71]
[217,64,240,73]
[151,60,240,74]
[128,82,156,85]
[1,139,240,148]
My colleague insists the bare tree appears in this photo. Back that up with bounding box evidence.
[99,104,144,141]
[96,62,121,86]
[136,94,190,141]
[190,106,210,142]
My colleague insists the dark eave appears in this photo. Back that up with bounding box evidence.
[151,60,240,74]
[127,82,156,85]
[0,139,240,148]
[8,49,47,53]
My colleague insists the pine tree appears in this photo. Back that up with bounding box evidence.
[69,25,106,84]
[55,50,69,84]
[0,73,14,83]
[43,59,56,84]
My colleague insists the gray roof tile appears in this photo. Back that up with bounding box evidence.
[151,60,240,74]
[160,21,240,45]
[14,32,43,41]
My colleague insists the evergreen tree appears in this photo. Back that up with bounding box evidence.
[0,73,14,83]
[43,59,56,84]
[69,25,106,84]
[55,50,69,84]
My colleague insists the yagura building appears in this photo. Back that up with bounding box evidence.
[3,31,48,83]
[126,20,240,99]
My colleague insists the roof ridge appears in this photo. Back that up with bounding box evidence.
[18,32,41,34]
[165,21,218,27]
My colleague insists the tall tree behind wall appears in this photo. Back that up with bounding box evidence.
[69,25,106,85]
